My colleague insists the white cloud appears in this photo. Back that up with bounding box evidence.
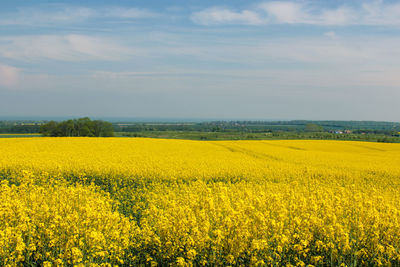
[0,7,95,25]
[192,1,400,26]
[256,1,360,25]
[317,7,356,25]
[260,2,305,24]
[0,6,156,26]
[0,35,135,62]
[0,63,19,87]
[360,1,400,25]
[84,32,400,90]
[191,7,263,25]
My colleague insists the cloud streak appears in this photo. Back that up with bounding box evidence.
[0,5,156,26]
[192,1,400,26]
[191,7,263,25]
[0,35,136,62]
[4,2,400,27]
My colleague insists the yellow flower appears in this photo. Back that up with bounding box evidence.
[1,138,400,266]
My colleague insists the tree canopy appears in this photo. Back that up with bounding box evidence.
[40,117,114,137]
[304,123,324,132]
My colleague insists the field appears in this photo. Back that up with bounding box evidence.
[1,138,400,266]
[0,133,42,138]
[116,130,400,143]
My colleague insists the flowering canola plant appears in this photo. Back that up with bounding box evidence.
[1,138,400,266]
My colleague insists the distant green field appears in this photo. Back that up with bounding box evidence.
[0,133,42,138]
[0,129,399,143]
[117,130,259,140]
[1,131,399,143]
[116,131,400,142]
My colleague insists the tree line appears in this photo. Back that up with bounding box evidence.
[114,120,400,133]
[40,117,114,137]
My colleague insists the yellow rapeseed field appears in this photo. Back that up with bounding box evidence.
[1,138,400,266]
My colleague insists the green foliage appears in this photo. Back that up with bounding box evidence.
[2,119,400,142]
[114,120,400,133]
[116,130,400,143]
[40,117,114,137]
[0,122,41,133]
[304,123,324,132]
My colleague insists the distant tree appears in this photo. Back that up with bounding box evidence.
[40,118,114,137]
[91,120,114,137]
[57,120,75,137]
[75,117,92,137]
[305,123,323,132]
[40,121,58,136]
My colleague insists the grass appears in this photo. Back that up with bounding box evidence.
[1,131,399,143]
[0,133,42,138]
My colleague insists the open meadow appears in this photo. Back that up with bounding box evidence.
[1,138,400,266]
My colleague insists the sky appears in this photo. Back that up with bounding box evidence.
[0,0,400,121]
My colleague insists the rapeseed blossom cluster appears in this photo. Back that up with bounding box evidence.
[1,138,400,265]
[0,176,131,266]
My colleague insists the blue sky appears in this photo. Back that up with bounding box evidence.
[1,0,400,120]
